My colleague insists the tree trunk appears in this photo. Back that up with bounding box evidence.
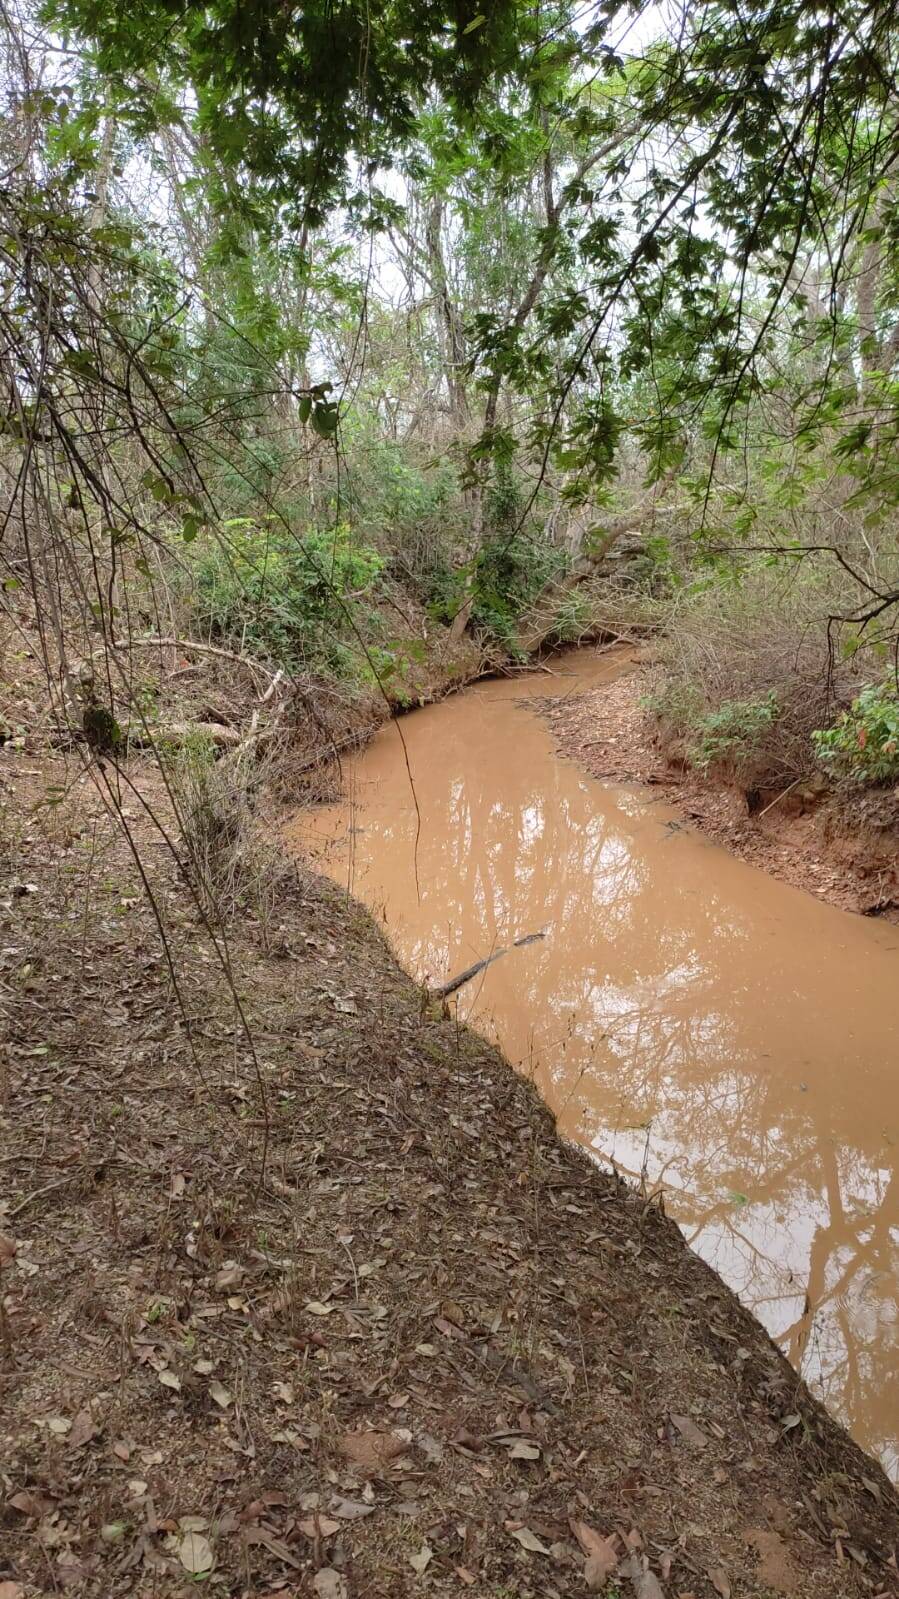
[425,196,470,427]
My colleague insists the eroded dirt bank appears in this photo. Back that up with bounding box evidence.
[543,660,899,920]
[3,740,897,1599]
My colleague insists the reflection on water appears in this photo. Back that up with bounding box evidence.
[290,650,899,1477]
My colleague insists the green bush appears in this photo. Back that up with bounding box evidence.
[190,518,384,674]
[813,679,899,783]
[687,690,780,772]
[338,425,461,599]
[428,529,567,651]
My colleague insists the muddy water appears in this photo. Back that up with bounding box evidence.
[292,648,899,1476]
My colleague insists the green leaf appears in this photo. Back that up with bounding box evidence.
[311,402,339,439]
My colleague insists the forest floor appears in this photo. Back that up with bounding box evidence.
[544,662,899,922]
[2,633,899,1599]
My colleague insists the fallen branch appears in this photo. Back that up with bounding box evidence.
[88,636,281,690]
[433,930,546,998]
[125,719,242,749]
[260,666,286,703]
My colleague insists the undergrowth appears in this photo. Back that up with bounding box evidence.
[813,679,899,784]
[189,519,384,678]
[648,569,857,787]
[167,732,289,939]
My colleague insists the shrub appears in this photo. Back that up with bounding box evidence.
[688,690,780,772]
[471,530,567,649]
[427,529,567,652]
[190,518,384,674]
[813,679,899,783]
[337,423,461,600]
[649,568,856,786]
[168,733,287,938]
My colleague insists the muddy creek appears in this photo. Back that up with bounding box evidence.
[292,647,899,1476]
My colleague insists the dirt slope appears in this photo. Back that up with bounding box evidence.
[544,665,899,921]
[1,736,897,1599]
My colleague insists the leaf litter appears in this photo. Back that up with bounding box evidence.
[1,732,896,1598]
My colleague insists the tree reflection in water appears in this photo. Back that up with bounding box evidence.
[295,655,899,1478]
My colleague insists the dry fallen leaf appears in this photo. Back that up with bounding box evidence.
[0,1233,17,1267]
[509,1439,541,1461]
[628,1553,665,1599]
[178,1530,214,1575]
[744,1529,798,1595]
[313,1569,349,1599]
[409,1544,433,1575]
[158,1368,181,1392]
[67,1407,96,1449]
[570,1521,620,1590]
[0,1582,24,1599]
[510,1526,551,1556]
[305,1300,335,1316]
[46,1416,71,1436]
[671,1413,708,1449]
[209,1380,232,1409]
[338,1430,405,1470]
[709,1567,731,1599]
[299,1515,340,1538]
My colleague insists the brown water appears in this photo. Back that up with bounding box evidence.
[292,648,899,1476]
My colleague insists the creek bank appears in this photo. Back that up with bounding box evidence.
[297,646,899,1477]
[2,756,899,1596]
[543,661,899,921]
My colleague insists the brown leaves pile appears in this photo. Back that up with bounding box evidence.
[570,1520,621,1589]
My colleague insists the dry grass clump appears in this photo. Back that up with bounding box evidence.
[651,566,861,789]
[168,734,291,935]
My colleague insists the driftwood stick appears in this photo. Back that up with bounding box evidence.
[433,930,546,999]
[260,666,286,703]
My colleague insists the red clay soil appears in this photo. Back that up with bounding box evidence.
[543,666,899,922]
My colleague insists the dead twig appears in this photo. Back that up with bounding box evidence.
[433,930,546,998]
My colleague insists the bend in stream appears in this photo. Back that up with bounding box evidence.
[291,647,899,1478]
